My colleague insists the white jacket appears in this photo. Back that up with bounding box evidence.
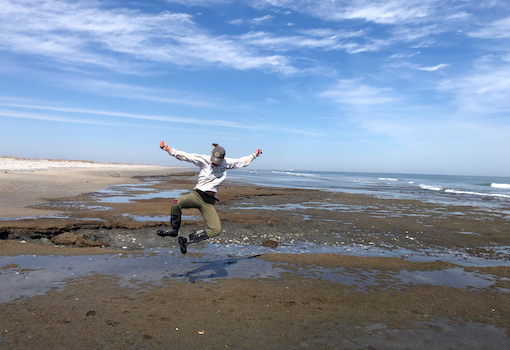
[168,148,257,194]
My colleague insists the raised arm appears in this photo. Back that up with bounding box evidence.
[159,141,209,167]
[226,148,263,169]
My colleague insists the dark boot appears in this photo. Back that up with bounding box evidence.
[189,230,209,243]
[157,215,181,237]
[178,236,188,254]
[178,230,209,254]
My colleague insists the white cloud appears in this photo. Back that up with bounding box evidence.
[239,28,388,54]
[229,19,243,25]
[445,11,471,21]
[244,0,476,53]
[0,97,323,136]
[417,63,449,71]
[468,16,510,39]
[386,60,449,73]
[63,79,232,109]
[0,101,230,127]
[388,51,421,59]
[0,0,294,73]
[0,0,481,77]
[165,0,235,5]
[438,55,510,114]
[390,24,444,43]
[229,14,274,26]
[0,108,126,126]
[250,0,446,25]
[319,79,397,105]
[339,1,431,24]
[251,14,274,23]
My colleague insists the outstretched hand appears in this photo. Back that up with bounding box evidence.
[255,148,263,157]
[160,140,171,152]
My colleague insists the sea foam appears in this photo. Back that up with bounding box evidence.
[491,183,510,189]
[445,189,510,199]
[419,184,443,191]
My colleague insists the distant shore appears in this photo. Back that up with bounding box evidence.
[0,157,187,218]
[0,156,169,172]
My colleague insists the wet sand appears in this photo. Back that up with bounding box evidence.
[1,161,509,349]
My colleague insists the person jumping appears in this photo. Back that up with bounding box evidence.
[157,141,263,254]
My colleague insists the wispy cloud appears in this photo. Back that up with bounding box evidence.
[250,0,449,25]
[390,24,445,43]
[60,79,242,110]
[165,0,235,5]
[438,55,510,114]
[229,14,274,26]
[0,0,479,78]
[417,63,449,71]
[468,16,510,39]
[385,60,449,73]
[229,18,243,25]
[0,100,249,127]
[0,0,292,73]
[0,109,129,127]
[0,97,324,136]
[319,79,397,105]
[251,15,274,24]
[388,51,421,59]
[239,28,389,54]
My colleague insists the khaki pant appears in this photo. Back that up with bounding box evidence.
[170,190,221,237]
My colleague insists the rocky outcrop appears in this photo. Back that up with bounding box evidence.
[50,232,110,247]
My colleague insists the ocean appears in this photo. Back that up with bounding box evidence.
[229,170,510,213]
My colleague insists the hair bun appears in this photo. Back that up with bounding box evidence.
[212,143,219,147]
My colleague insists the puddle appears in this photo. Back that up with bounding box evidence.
[186,238,510,267]
[93,186,186,203]
[122,214,201,222]
[0,214,70,221]
[262,265,504,291]
[0,251,281,303]
[39,178,185,204]
[231,202,366,212]
[1,246,508,303]
[52,203,113,211]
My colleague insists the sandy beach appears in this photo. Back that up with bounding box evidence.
[1,158,509,349]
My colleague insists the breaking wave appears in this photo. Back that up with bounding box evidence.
[272,171,319,178]
[445,189,510,199]
[491,183,510,189]
[419,184,443,191]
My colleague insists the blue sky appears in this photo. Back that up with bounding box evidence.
[1,0,510,176]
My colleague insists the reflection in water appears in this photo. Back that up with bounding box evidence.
[170,255,262,283]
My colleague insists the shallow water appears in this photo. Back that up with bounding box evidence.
[229,170,510,211]
[92,184,186,203]
[1,247,508,304]
[121,214,201,222]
